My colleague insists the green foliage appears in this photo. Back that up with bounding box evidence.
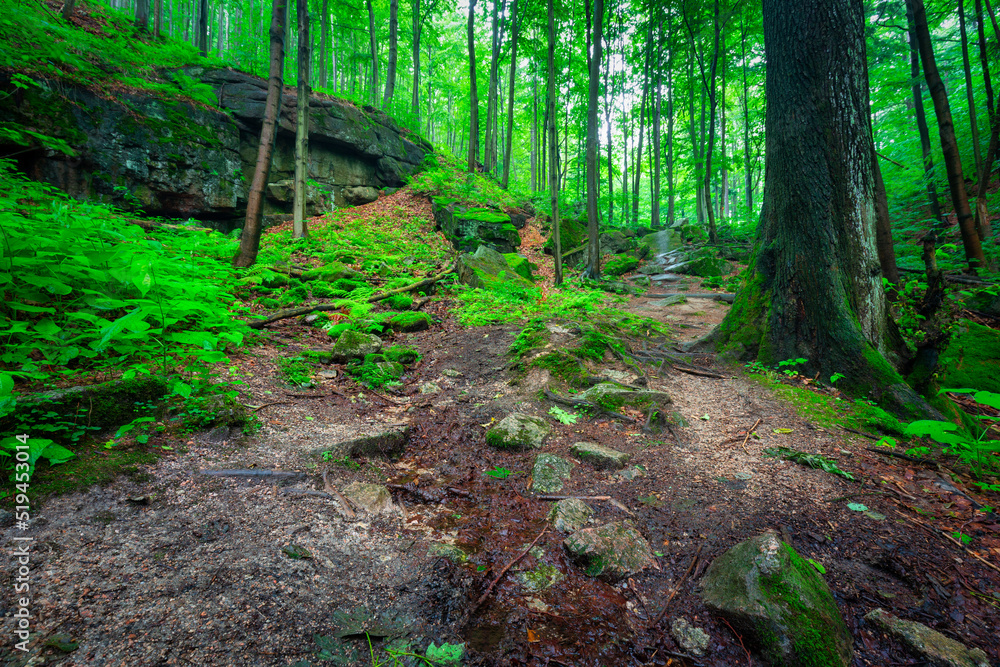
[484,466,517,479]
[763,446,856,481]
[603,254,639,277]
[410,154,523,210]
[548,406,579,424]
[277,356,316,389]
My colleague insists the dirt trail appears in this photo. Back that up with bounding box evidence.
[4,207,999,666]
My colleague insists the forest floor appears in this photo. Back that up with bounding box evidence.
[6,192,1000,667]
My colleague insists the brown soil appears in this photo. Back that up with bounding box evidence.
[4,216,999,667]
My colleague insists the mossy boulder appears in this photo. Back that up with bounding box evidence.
[303,262,363,282]
[436,204,522,253]
[503,253,536,281]
[570,442,630,470]
[937,321,1000,394]
[579,382,672,412]
[331,330,382,362]
[531,453,574,493]
[457,245,534,290]
[389,311,432,332]
[639,230,684,255]
[544,216,587,254]
[604,254,640,277]
[547,498,594,533]
[864,608,989,667]
[599,230,631,254]
[563,520,655,582]
[678,255,731,278]
[699,531,852,667]
[486,413,551,450]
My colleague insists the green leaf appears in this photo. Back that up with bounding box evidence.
[425,641,465,665]
[40,443,75,465]
[807,558,826,574]
[973,391,1000,411]
[846,502,868,512]
[548,406,579,424]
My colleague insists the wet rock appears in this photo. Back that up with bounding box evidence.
[388,311,432,332]
[571,442,630,470]
[419,382,441,394]
[614,465,648,481]
[518,563,564,592]
[547,498,593,533]
[579,382,672,412]
[427,543,467,564]
[486,413,551,450]
[531,453,573,493]
[864,608,989,667]
[456,245,533,289]
[342,185,379,205]
[670,617,710,657]
[331,330,382,362]
[699,530,852,667]
[441,369,463,378]
[639,230,684,255]
[563,520,655,582]
[342,482,396,516]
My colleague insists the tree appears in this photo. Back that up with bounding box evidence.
[546,0,562,286]
[62,0,77,20]
[366,0,379,105]
[233,0,287,268]
[197,0,209,56]
[584,0,603,279]
[500,0,521,189]
[383,0,398,108]
[714,0,927,414]
[136,0,150,31]
[905,1,945,230]
[467,0,481,172]
[293,0,310,239]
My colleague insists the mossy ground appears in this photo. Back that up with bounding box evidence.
[27,443,160,499]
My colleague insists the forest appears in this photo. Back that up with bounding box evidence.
[1,0,999,664]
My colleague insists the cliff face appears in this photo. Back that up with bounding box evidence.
[1,67,431,227]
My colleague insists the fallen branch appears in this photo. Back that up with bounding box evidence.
[650,542,704,628]
[740,418,762,454]
[536,494,612,501]
[839,425,878,440]
[865,447,931,464]
[245,401,289,412]
[367,260,457,303]
[674,366,725,379]
[200,469,305,479]
[323,471,356,518]
[469,528,547,613]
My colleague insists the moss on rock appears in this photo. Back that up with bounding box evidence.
[389,311,432,332]
[937,321,1000,394]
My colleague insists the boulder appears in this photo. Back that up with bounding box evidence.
[699,531,853,667]
[342,185,380,205]
[435,203,521,253]
[599,230,631,254]
[485,413,551,450]
[302,262,363,282]
[563,521,655,582]
[543,216,587,255]
[456,246,534,290]
[389,312,432,332]
[864,608,989,667]
[677,256,731,278]
[531,453,574,493]
[639,230,684,255]
[331,330,382,362]
[670,617,711,657]
[342,482,396,515]
[579,383,672,412]
[570,442,630,470]
[503,253,535,281]
[547,498,594,533]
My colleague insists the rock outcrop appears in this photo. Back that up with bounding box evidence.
[2,68,431,227]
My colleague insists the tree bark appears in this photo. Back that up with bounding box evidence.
[585,0,603,279]
[484,0,506,174]
[319,0,328,87]
[501,0,520,189]
[234,0,287,268]
[741,11,752,219]
[411,0,421,127]
[632,20,653,228]
[383,0,398,108]
[197,0,208,56]
[651,18,663,229]
[366,0,378,106]
[909,0,987,271]
[975,0,995,134]
[531,61,538,192]
[547,0,562,286]
[62,0,77,20]
[959,0,983,176]
[467,0,480,173]
[905,2,946,231]
[716,0,928,416]
[293,0,309,239]
[604,4,614,226]
[874,150,900,284]
[154,0,162,36]
[666,35,675,226]
[136,0,150,30]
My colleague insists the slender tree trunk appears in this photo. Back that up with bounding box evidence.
[547,0,562,285]
[741,13,751,218]
[720,34,728,219]
[319,0,328,87]
[905,3,946,230]
[585,0,603,278]
[666,39,675,226]
[197,0,208,56]
[531,63,538,192]
[234,0,287,267]
[976,0,995,134]
[701,0,722,244]
[62,0,78,20]
[651,19,663,230]
[874,151,900,284]
[293,0,310,239]
[501,0,520,189]
[975,97,998,259]
[136,0,150,30]
[909,0,987,271]
[632,20,653,228]
[468,0,480,172]
[604,5,614,227]
[411,0,421,127]
[383,0,398,108]
[367,0,378,105]
[959,0,983,176]
[485,0,505,173]
[154,0,162,36]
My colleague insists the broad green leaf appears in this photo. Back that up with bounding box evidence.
[973,391,1000,411]
[40,443,75,465]
[33,319,62,336]
[846,503,868,512]
[8,302,56,314]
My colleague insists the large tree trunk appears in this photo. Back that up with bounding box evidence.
[467,0,480,172]
[715,0,927,416]
[974,96,998,263]
[905,3,946,230]
[234,0,287,268]
[501,0,520,189]
[584,0,603,279]
[197,0,208,56]
[959,0,983,176]
[411,0,421,127]
[909,0,987,271]
[383,0,398,108]
[293,0,309,239]
[136,0,150,30]
[366,0,378,106]
[547,0,562,286]
[154,0,162,36]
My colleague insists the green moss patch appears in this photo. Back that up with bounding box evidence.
[937,321,1000,394]
[604,254,640,277]
[532,351,588,387]
[389,311,432,332]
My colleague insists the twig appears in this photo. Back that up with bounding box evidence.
[246,401,288,412]
[865,447,931,464]
[247,304,347,330]
[650,543,704,628]
[740,418,762,454]
[838,425,879,440]
[284,391,327,398]
[674,366,725,379]
[536,495,611,501]
[720,617,752,666]
[200,469,305,479]
[627,578,650,618]
[470,528,547,612]
[323,471,356,518]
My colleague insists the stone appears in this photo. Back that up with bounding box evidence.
[302,262,363,282]
[441,369,463,378]
[427,543,467,563]
[677,256,731,278]
[650,273,683,282]
[314,423,409,459]
[547,498,594,533]
[341,185,379,205]
[456,245,534,290]
[485,413,552,450]
[503,253,535,281]
[639,230,684,255]
[435,203,521,253]
[389,312,432,332]
[342,482,396,515]
[418,382,441,394]
[0,510,14,528]
[570,442,630,470]
[531,453,573,493]
[563,521,655,582]
[699,531,853,667]
[331,330,382,362]
[670,617,711,657]
[614,465,648,481]
[650,296,686,308]
[864,609,989,667]
[518,563,564,592]
[579,383,672,412]
[599,230,631,254]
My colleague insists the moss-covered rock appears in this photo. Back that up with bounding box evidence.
[331,330,382,362]
[456,245,534,290]
[547,498,594,533]
[570,442,630,469]
[639,230,684,255]
[544,216,587,254]
[699,531,852,667]
[384,346,420,365]
[389,311,432,332]
[303,262,363,282]
[579,382,672,412]
[503,253,536,281]
[531,453,574,493]
[678,255,731,278]
[863,608,989,667]
[436,204,522,253]
[604,254,640,277]
[937,321,1000,394]
[486,413,551,450]
[563,520,655,582]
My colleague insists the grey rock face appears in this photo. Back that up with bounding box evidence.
[864,609,989,667]
[563,521,655,582]
[570,442,630,470]
[531,453,573,493]
[547,498,593,533]
[485,413,551,450]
